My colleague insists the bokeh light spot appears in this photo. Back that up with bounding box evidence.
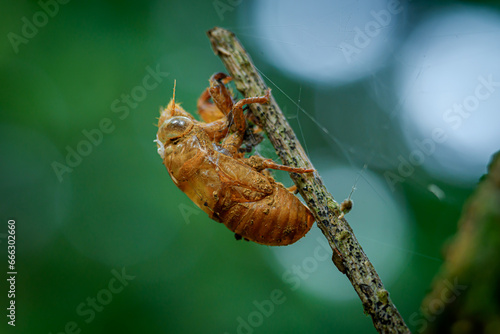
[394,5,500,184]
[248,0,405,85]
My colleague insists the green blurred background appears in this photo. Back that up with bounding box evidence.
[1,0,499,333]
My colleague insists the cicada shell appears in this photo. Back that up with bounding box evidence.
[155,73,315,246]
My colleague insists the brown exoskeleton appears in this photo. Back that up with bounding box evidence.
[155,73,315,246]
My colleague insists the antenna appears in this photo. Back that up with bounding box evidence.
[172,79,177,106]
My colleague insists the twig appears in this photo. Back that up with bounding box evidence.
[207,27,410,334]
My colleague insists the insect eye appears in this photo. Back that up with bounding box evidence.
[159,116,193,141]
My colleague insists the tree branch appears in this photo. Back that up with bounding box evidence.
[207,27,410,334]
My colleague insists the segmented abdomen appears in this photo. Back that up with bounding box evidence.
[213,183,315,246]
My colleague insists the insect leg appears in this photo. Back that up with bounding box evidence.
[245,155,314,174]
[199,119,229,142]
[231,91,270,133]
[197,88,225,123]
[175,150,207,182]
[199,72,241,149]
[221,91,271,155]
[208,73,234,117]
[197,73,234,123]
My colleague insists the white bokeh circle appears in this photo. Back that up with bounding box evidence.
[394,5,500,184]
[248,0,406,85]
